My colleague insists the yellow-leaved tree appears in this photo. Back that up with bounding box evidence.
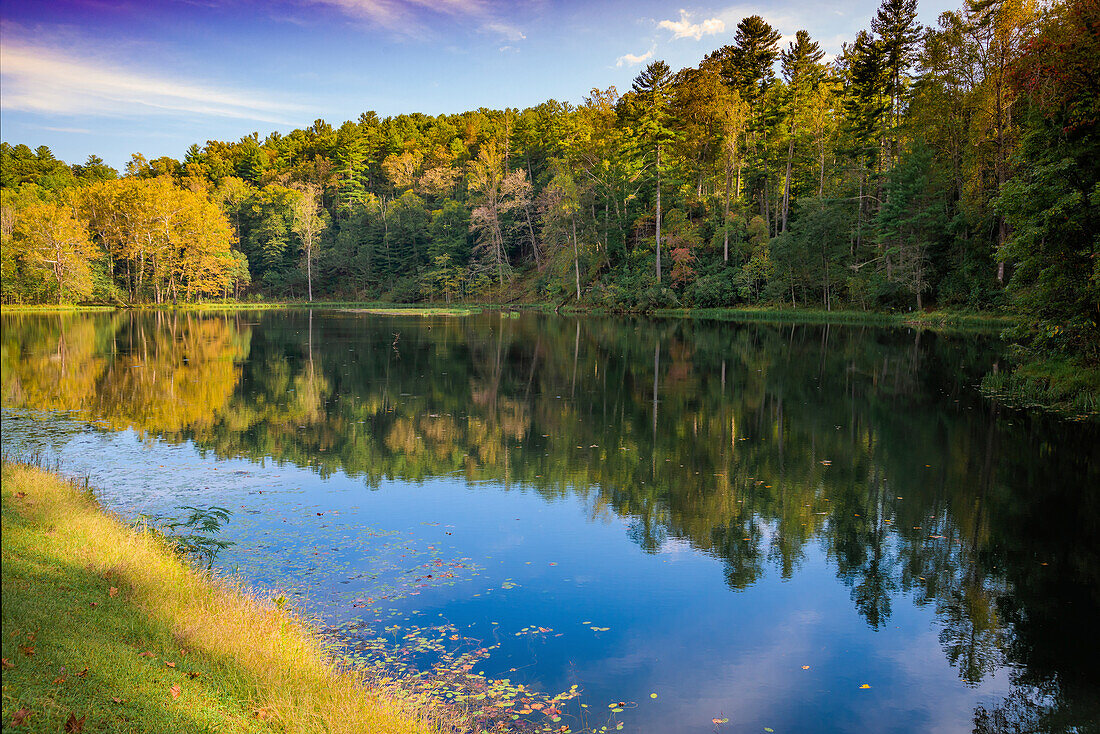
[80,177,238,303]
[11,199,100,303]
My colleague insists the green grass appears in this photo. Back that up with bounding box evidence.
[1,299,1015,331]
[651,306,1014,330]
[0,304,118,314]
[0,462,448,734]
[339,306,482,316]
[981,357,1100,420]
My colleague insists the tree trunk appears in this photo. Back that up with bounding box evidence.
[655,144,662,283]
[723,160,732,263]
[571,213,581,301]
[782,123,795,233]
[307,240,313,301]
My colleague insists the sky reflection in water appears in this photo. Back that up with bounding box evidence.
[2,310,1097,733]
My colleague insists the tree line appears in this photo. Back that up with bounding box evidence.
[1,0,1096,358]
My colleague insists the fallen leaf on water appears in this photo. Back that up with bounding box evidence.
[64,713,85,732]
[108,587,119,597]
[765,729,775,733]
[802,665,810,670]
[169,685,181,699]
[11,708,31,726]
[650,693,658,698]
[860,684,871,689]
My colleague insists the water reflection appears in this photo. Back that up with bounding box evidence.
[2,310,1098,732]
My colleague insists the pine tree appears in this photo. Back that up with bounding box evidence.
[631,61,675,283]
[871,0,922,170]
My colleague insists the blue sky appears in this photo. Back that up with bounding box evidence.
[1,0,953,169]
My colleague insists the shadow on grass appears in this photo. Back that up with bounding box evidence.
[1,494,265,733]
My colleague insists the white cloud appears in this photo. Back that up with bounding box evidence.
[309,0,524,42]
[40,126,94,134]
[0,42,307,125]
[616,48,654,67]
[484,20,526,41]
[312,0,486,28]
[658,9,725,40]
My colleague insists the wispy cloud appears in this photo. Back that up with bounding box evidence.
[616,46,654,68]
[0,41,309,125]
[483,20,525,41]
[658,9,725,40]
[39,126,94,134]
[309,0,524,42]
[311,0,484,27]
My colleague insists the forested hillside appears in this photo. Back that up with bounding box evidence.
[1,0,1096,356]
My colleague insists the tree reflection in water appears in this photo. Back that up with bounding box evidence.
[3,310,1097,732]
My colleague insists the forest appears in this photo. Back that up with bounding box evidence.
[1,0,1097,366]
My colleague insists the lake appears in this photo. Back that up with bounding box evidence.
[2,309,1098,733]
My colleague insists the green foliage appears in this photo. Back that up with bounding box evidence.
[0,0,1095,374]
[136,505,235,569]
[995,0,1100,365]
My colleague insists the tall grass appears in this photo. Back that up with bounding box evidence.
[652,306,1013,330]
[1,461,456,733]
[981,358,1100,420]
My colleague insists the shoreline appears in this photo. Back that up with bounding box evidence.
[0,461,449,734]
[0,301,1015,329]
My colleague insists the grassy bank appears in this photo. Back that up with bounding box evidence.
[652,306,1015,330]
[0,305,119,314]
[981,357,1100,420]
[2,300,1014,329]
[0,462,444,734]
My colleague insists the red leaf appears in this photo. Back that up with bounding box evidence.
[64,713,85,732]
[169,685,181,699]
[11,708,31,726]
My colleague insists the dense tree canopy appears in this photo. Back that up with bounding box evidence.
[1,0,1095,364]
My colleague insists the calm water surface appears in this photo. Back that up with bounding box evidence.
[2,310,1098,733]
